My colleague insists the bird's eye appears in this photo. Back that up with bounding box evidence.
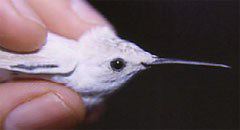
[110,58,126,72]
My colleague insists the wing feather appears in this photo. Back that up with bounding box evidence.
[0,33,78,74]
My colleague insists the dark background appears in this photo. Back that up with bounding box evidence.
[85,0,238,129]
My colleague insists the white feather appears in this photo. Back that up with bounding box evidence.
[0,33,78,74]
[0,26,228,107]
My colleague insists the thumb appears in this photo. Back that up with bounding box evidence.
[0,80,86,130]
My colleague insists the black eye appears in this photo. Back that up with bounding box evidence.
[110,58,126,72]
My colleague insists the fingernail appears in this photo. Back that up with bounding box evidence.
[71,0,108,25]
[4,93,78,130]
[11,0,45,28]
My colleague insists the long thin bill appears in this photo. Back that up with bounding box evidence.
[148,58,230,68]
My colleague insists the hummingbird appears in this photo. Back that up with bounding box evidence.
[0,26,229,109]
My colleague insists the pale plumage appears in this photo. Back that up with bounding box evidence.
[0,27,229,107]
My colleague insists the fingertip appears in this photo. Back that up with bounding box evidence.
[0,21,47,53]
[0,80,86,129]
[28,0,111,40]
[0,0,47,53]
[71,0,109,25]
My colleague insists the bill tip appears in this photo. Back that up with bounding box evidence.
[220,64,231,69]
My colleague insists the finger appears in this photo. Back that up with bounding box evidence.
[0,80,86,130]
[84,103,106,124]
[27,0,111,40]
[0,0,47,52]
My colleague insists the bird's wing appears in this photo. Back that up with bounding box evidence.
[0,33,78,74]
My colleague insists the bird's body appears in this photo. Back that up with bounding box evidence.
[0,27,154,107]
[0,26,229,108]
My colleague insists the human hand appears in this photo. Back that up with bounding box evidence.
[0,0,109,129]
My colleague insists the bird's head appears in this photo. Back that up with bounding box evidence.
[73,27,229,99]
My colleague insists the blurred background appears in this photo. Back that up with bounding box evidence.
[84,0,238,129]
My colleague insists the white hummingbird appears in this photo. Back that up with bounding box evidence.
[0,26,229,109]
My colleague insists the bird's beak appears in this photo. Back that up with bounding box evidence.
[141,57,230,68]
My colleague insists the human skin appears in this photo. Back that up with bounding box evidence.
[0,0,109,129]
